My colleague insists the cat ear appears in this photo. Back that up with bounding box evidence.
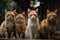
[22,12,25,16]
[47,9,50,13]
[5,9,8,13]
[54,9,57,13]
[13,9,18,16]
[47,9,50,14]
[35,8,38,13]
[13,9,16,12]
[28,8,31,13]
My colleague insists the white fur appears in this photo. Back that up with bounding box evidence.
[25,17,40,39]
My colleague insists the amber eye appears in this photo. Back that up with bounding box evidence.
[30,15,32,17]
[34,14,37,17]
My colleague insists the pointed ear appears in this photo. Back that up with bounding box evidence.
[54,9,57,13]
[13,9,18,16]
[47,9,50,14]
[13,9,16,12]
[22,12,25,16]
[5,9,8,13]
[35,8,38,13]
[28,8,31,13]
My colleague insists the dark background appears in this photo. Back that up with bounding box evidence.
[0,0,60,30]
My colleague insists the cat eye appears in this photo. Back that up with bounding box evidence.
[6,15,9,17]
[10,15,14,17]
[16,18,19,20]
[49,15,51,17]
[53,15,55,17]
[30,15,32,17]
[34,14,37,17]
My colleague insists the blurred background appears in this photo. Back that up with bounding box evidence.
[0,0,60,31]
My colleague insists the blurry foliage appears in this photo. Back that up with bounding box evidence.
[0,0,14,24]
[0,0,7,21]
[0,0,17,23]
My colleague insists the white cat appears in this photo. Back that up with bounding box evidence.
[25,8,40,39]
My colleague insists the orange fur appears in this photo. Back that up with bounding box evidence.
[14,12,26,38]
[0,10,16,38]
[40,9,57,38]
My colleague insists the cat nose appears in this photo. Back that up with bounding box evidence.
[32,16,34,19]
[17,19,21,22]
[51,18,54,20]
[8,16,11,19]
[32,17,35,19]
